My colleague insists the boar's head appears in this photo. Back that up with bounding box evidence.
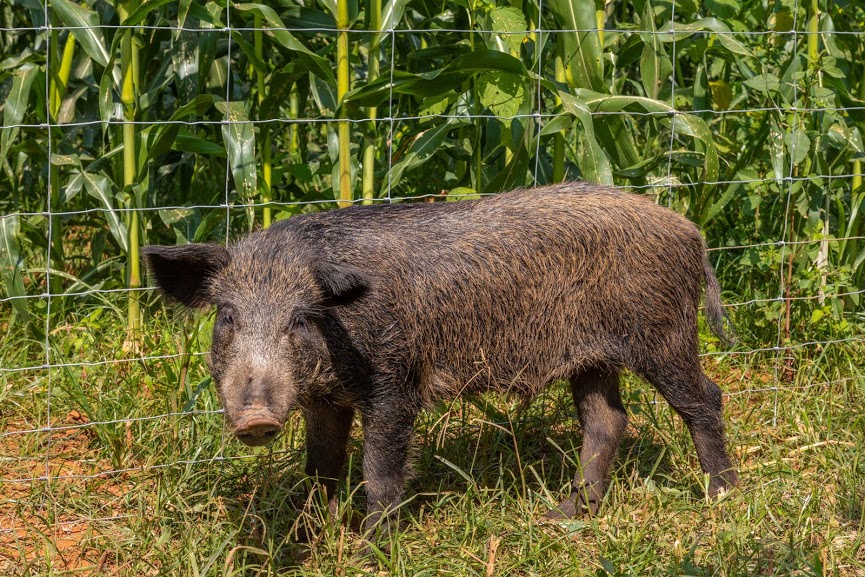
[141,241,369,447]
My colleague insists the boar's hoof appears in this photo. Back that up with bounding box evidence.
[233,413,281,447]
[542,491,601,521]
[542,497,578,521]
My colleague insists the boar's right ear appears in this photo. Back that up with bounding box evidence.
[141,244,230,308]
[313,261,370,307]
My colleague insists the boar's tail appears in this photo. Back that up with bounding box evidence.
[703,251,736,345]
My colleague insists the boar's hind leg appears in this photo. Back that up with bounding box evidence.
[304,404,355,515]
[641,361,739,498]
[545,366,627,519]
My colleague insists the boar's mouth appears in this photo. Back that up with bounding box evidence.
[232,410,283,447]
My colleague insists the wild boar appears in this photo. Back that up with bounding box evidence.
[142,182,739,537]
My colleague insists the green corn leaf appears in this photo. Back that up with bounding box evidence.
[121,0,178,27]
[342,50,528,109]
[0,215,30,323]
[546,0,604,91]
[1,64,38,162]
[233,3,334,84]
[486,122,530,192]
[370,0,408,50]
[51,0,110,67]
[538,114,573,137]
[173,130,226,156]
[146,94,218,164]
[558,92,613,184]
[178,0,194,30]
[658,18,752,57]
[700,181,740,226]
[80,171,128,253]
[380,119,469,194]
[563,88,719,184]
[639,1,671,100]
[768,116,786,183]
[216,101,257,203]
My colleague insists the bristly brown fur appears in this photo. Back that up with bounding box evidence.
[143,182,740,540]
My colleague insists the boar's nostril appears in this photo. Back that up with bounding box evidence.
[233,412,282,447]
[243,421,280,437]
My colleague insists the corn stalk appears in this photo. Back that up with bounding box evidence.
[552,41,566,182]
[119,0,141,335]
[47,28,76,296]
[337,0,352,207]
[254,16,273,227]
[362,0,381,205]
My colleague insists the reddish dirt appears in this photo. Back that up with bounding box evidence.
[0,412,132,575]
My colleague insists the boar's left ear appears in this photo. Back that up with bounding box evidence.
[141,244,230,308]
[313,261,371,306]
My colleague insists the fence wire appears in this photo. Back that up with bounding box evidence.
[0,0,863,549]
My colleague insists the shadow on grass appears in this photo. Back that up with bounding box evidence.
[203,385,689,571]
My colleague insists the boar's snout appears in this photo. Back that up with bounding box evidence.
[232,408,282,447]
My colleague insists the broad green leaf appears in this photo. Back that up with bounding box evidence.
[172,29,201,103]
[700,181,740,226]
[178,0,194,30]
[1,64,38,162]
[146,94,217,163]
[159,207,198,244]
[343,50,527,108]
[283,5,336,31]
[371,0,408,50]
[490,7,527,54]
[62,170,85,204]
[558,92,613,184]
[231,32,267,75]
[478,72,526,127]
[216,101,257,202]
[81,171,128,253]
[613,154,664,178]
[563,89,718,184]
[785,126,810,166]
[99,65,115,124]
[261,61,310,121]
[547,0,604,91]
[194,210,228,243]
[52,0,110,67]
[538,114,573,137]
[487,120,530,192]
[380,120,468,194]
[0,215,30,323]
[769,117,786,183]
[658,18,751,57]
[122,0,178,26]
[173,130,226,156]
[310,74,338,117]
[418,93,453,118]
[639,1,671,100]
[744,73,780,94]
[445,187,480,201]
[233,3,334,83]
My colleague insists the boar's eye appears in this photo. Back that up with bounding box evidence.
[216,307,235,328]
[284,307,321,335]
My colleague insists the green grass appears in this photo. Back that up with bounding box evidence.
[0,299,863,576]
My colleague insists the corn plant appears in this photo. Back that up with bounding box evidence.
[0,0,862,351]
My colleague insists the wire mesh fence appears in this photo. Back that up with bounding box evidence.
[0,0,864,569]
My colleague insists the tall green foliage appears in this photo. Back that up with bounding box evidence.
[0,0,863,350]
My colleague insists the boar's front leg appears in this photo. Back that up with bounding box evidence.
[304,404,355,515]
[359,405,418,541]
